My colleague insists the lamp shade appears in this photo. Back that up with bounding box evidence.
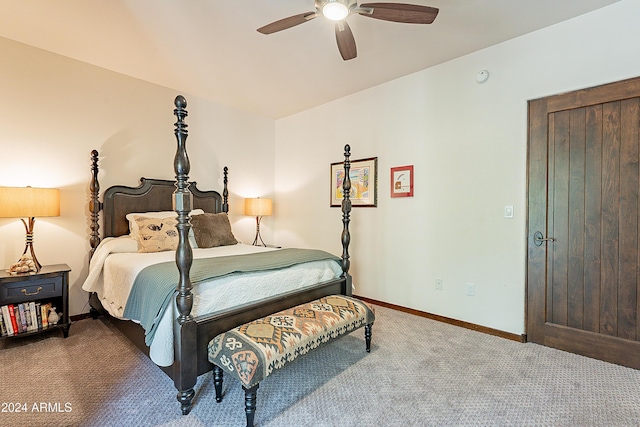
[0,186,60,218]
[244,198,272,217]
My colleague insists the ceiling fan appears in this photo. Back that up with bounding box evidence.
[257,0,439,61]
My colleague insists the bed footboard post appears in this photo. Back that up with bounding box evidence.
[89,150,103,260]
[172,95,197,415]
[341,144,353,296]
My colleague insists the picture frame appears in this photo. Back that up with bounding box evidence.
[390,165,414,198]
[330,157,378,207]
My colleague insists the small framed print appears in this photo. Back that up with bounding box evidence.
[390,165,414,198]
[330,157,378,207]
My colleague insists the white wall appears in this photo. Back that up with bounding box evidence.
[0,38,274,316]
[273,0,640,335]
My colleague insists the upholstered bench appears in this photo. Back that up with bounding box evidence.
[207,294,375,427]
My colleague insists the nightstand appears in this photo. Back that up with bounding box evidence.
[0,264,71,339]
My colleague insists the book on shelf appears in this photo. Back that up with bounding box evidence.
[18,304,27,333]
[1,305,14,336]
[21,303,29,333]
[41,302,52,329]
[29,301,38,331]
[21,303,30,333]
[35,302,42,330]
[0,309,6,336]
[24,302,34,332]
[8,305,19,335]
[14,304,22,333]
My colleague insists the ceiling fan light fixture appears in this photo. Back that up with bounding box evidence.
[258,1,438,61]
[322,1,349,21]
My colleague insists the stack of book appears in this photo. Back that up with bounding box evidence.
[0,302,54,337]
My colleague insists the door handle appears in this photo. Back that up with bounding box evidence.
[533,231,555,246]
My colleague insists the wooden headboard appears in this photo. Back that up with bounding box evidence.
[89,149,229,255]
[102,178,226,238]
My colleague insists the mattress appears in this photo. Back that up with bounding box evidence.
[82,237,343,366]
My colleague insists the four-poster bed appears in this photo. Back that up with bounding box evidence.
[84,95,355,414]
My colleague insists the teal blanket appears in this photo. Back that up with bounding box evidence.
[122,248,340,346]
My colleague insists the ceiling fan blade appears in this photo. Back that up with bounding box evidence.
[257,12,317,34]
[358,3,439,24]
[335,21,357,61]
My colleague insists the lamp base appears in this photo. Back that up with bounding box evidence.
[251,216,267,247]
[8,254,38,275]
[9,217,43,273]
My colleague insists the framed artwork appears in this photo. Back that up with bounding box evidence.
[390,165,414,198]
[330,157,378,207]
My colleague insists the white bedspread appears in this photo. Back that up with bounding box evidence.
[82,237,342,366]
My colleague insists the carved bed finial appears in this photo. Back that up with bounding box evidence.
[174,95,190,184]
[341,144,352,280]
[89,150,103,260]
[174,94,187,109]
[223,166,229,213]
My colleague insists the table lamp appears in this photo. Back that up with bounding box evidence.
[0,186,60,272]
[244,197,272,246]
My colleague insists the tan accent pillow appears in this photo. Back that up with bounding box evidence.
[191,213,237,248]
[126,209,204,241]
[135,217,180,253]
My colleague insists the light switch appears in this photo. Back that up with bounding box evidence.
[504,205,514,219]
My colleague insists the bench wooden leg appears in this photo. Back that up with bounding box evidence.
[213,365,224,403]
[242,383,259,427]
[365,323,373,352]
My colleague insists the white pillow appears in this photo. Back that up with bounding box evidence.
[126,209,204,249]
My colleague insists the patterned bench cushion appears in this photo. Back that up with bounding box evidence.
[208,295,375,388]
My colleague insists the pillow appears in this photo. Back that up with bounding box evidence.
[191,213,238,248]
[134,216,180,253]
[126,209,204,240]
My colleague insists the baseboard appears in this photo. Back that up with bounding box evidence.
[354,295,526,343]
[71,297,526,342]
[70,313,92,322]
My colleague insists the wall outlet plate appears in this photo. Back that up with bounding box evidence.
[504,205,514,218]
[466,283,475,296]
[435,278,443,290]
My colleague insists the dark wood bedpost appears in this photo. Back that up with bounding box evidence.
[341,144,353,296]
[89,150,103,260]
[222,166,229,213]
[171,95,197,415]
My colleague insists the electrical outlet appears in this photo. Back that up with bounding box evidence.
[466,282,475,296]
[504,205,514,218]
[435,278,443,290]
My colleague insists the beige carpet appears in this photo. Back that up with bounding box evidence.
[1,305,640,427]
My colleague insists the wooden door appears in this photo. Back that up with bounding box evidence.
[527,76,640,369]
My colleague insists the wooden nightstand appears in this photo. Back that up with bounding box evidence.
[0,264,71,339]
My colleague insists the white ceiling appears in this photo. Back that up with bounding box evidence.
[0,0,620,119]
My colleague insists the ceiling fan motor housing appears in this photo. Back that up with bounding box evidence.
[317,0,358,20]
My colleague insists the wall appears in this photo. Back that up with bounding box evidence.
[273,0,640,335]
[0,38,275,316]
